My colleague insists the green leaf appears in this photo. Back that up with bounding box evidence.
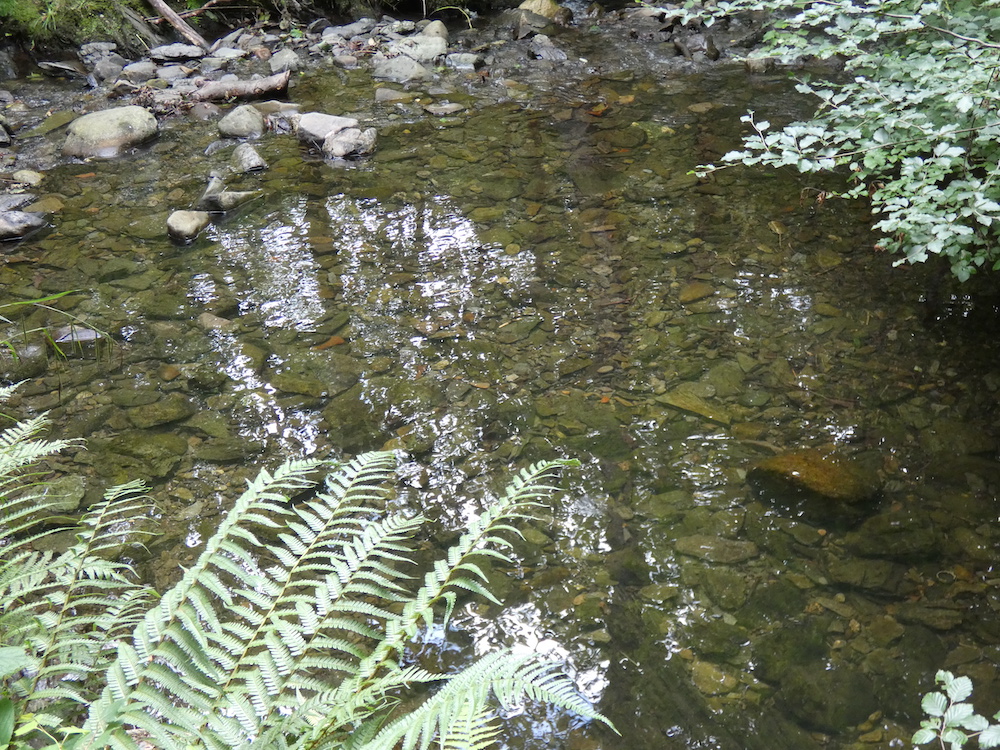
[946,675,974,702]
[912,727,938,745]
[923,691,948,717]
[0,648,31,679]
[0,698,14,749]
[980,724,1000,748]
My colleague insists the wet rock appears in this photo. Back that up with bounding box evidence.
[823,554,905,592]
[167,210,211,242]
[94,431,188,479]
[321,383,383,452]
[446,52,484,71]
[322,127,378,158]
[232,142,267,172]
[269,48,301,73]
[51,326,106,358]
[150,43,206,61]
[297,112,359,144]
[839,508,939,561]
[894,602,964,631]
[195,437,264,463]
[218,104,265,138]
[656,383,731,425]
[690,660,738,695]
[389,35,447,63]
[777,665,877,733]
[530,34,568,61]
[0,342,47,380]
[747,449,881,522]
[195,171,259,212]
[127,392,197,428]
[675,534,759,564]
[0,210,47,241]
[519,0,571,20]
[920,417,996,456]
[62,106,158,159]
[41,474,87,513]
[122,61,158,83]
[679,280,715,303]
[371,54,433,82]
[12,169,43,186]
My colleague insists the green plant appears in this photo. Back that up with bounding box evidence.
[913,670,1000,749]
[0,385,613,749]
[690,0,1000,280]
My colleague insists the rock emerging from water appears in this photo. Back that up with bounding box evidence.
[62,105,158,158]
[0,210,47,241]
[167,210,211,242]
[747,448,881,523]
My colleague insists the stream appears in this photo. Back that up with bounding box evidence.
[3,7,1000,749]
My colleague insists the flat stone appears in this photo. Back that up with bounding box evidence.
[150,43,206,61]
[675,534,759,564]
[748,449,881,505]
[679,280,715,303]
[297,112,359,143]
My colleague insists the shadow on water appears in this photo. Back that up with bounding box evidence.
[4,25,1000,750]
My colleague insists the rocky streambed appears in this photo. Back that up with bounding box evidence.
[3,4,1000,749]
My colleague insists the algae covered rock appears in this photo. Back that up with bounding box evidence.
[747,448,881,523]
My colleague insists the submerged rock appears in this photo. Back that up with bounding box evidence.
[231,142,268,172]
[747,448,881,522]
[62,105,158,158]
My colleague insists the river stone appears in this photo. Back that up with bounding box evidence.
[322,127,377,158]
[530,34,568,61]
[167,210,211,242]
[40,474,87,513]
[269,48,301,73]
[218,104,265,138]
[656,383,731,425]
[674,534,759,564]
[518,0,568,20]
[123,60,157,82]
[128,392,197,428]
[371,54,433,82]
[0,210,47,240]
[232,142,267,172]
[446,53,484,70]
[297,112,359,144]
[679,280,715,303]
[390,35,447,62]
[150,43,205,61]
[747,449,881,519]
[321,383,383,452]
[0,342,46,380]
[63,106,158,158]
[690,660,739,696]
[777,665,877,733]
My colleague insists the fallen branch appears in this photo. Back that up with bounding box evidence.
[145,0,210,49]
[190,70,291,101]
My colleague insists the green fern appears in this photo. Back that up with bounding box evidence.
[0,386,616,750]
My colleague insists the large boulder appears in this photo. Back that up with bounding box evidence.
[63,106,158,158]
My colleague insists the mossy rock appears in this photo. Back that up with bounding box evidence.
[747,448,881,524]
[777,664,877,733]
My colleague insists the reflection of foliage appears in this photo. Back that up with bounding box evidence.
[0,391,613,749]
[913,670,1000,748]
[693,0,1000,280]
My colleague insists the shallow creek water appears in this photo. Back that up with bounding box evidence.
[3,16,1000,750]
